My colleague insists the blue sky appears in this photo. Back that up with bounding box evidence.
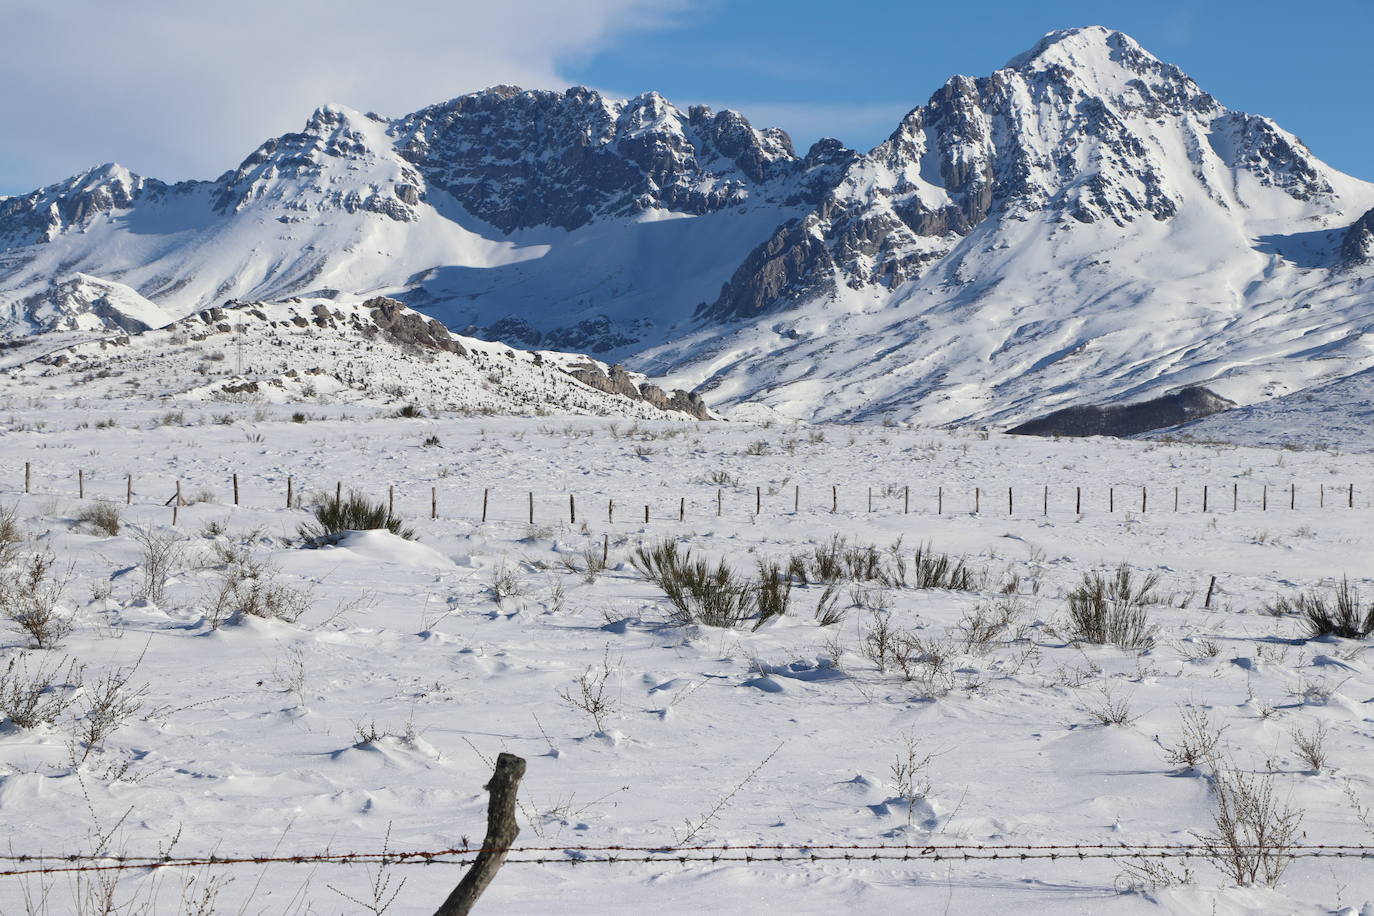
[0,0,1368,194]
[567,0,1372,177]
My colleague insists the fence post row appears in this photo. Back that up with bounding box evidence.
[14,470,1366,522]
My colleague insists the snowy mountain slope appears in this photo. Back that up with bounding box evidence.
[0,91,833,356]
[1155,364,1374,451]
[2,27,1372,426]
[646,27,1374,424]
[0,296,710,419]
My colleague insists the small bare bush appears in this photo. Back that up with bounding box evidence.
[76,501,121,536]
[861,614,897,673]
[955,599,1023,654]
[72,662,148,761]
[202,551,310,627]
[0,653,82,728]
[1,552,75,649]
[489,559,525,602]
[891,634,955,694]
[1079,683,1136,726]
[0,505,22,568]
[558,651,616,733]
[133,527,186,606]
[1160,705,1227,770]
[1196,766,1302,887]
[1066,564,1158,649]
[1290,721,1329,772]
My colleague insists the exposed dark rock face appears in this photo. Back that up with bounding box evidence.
[1006,386,1236,438]
[392,87,811,232]
[1342,208,1374,266]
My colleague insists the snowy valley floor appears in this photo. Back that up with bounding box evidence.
[1,403,1374,914]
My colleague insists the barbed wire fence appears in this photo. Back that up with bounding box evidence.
[1,842,1372,881]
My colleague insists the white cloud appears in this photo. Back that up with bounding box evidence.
[0,0,690,193]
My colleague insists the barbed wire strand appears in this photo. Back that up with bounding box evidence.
[1,843,1370,879]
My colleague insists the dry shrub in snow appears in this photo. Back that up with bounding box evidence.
[203,548,310,627]
[631,539,756,628]
[1286,578,1374,639]
[1066,563,1158,650]
[134,527,185,606]
[1196,765,1302,887]
[0,653,81,728]
[76,500,121,536]
[1,552,74,649]
[1160,705,1227,770]
[300,491,414,542]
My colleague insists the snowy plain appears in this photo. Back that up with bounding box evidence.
[1,402,1373,914]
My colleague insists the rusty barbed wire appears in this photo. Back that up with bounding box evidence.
[1,842,1370,879]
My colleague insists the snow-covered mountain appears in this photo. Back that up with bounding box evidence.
[649,27,1374,423]
[2,26,1372,426]
[0,296,710,419]
[0,91,838,356]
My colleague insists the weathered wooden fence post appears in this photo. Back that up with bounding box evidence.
[1007,486,1013,516]
[904,485,910,515]
[938,486,943,515]
[482,488,489,523]
[1202,485,1209,513]
[831,485,837,514]
[608,498,614,524]
[795,485,800,514]
[24,461,30,494]
[1262,485,1267,511]
[528,492,534,525]
[756,486,761,516]
[432,752,527,916]
[975,487,981,514]
[1141,486,1146,513]
[1232,482,1237,512]
[1075,486,1081,515]
[232,473,239,506]
[1350,484,1355,509]
[1290,483,1295,510]
[78,469,84,500]
[644,504,649,524]
[1043,485,1048,516]
[679,497,685,523]
[389,485,395,517]
[127,474,133,505]
[1109,487,1114,513]
[1204,575,1217,610]
[569,494,575,526]
[716,488,722,517]
[432,487,438,520]
[286,476,293,509]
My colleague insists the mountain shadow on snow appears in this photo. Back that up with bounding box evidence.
[1006,387,1236,438]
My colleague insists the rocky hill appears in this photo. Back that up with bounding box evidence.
[0,296,710,420]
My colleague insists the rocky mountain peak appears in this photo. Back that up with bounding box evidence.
[1343,208,1374,266]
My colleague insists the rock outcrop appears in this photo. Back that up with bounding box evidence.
[1006,387,1236,438]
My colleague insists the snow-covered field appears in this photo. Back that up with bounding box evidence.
[2,403,1374,914]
